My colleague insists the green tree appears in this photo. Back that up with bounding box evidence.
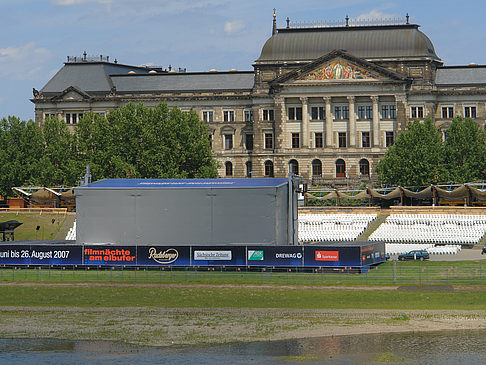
[0,116,44,196]
[376,118,446,186]
[443,116,486,183]
[76,103,218,180]
[38,116,81,186]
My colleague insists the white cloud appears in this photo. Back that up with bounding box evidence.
[224,20,245,34]
[51,0,228,13]
[0,43,52,81]
[51,0,111,5]
[356,9,398,20]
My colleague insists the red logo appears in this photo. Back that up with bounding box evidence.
[315,250,339,261]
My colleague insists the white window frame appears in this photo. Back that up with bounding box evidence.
[262,109,274,121]
[410,106,424,119]
[223,110,235,122]
[441,105,454,119]
[202,110,214,122]
[244,109,253,122]
[464,105,477,119]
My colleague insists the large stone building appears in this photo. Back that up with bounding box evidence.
[31,14,486,185]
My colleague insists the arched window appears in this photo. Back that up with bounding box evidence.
[359,159,370,176]
[335,159,346,178]
[246,161,252,178]
[289,159,299,175]
[264,160,274,177]
[311,159,322,177]
[225,161,233,177]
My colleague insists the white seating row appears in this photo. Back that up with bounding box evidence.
[65,220,76,240]
[299,214,377,243]
[370,214,486,244]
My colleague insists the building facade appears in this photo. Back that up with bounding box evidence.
[31,15,486,186]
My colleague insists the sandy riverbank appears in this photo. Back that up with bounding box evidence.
[1,306,485,347]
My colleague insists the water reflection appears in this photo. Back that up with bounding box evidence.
[1,330,486,364]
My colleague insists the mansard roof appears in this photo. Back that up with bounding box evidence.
[40,62,151,95]
[436,65,486,86]
[256,24,440,64]
[39,61,254,97]
[111,71,254,93]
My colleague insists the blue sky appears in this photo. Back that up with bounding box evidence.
[1,0,485,121]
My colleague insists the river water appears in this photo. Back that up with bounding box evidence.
[1,329,486,364]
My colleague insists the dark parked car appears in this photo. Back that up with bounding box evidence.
[398,250,430,261]
[481,245,486,255]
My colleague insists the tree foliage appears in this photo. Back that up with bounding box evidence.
[0,103,217,197]
[376,118,447,186]
[443,117,486,183]
[377,116,486,186]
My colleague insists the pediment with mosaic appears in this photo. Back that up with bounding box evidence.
[298,59,384,81]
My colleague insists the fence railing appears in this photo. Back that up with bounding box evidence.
[2,263,486,286]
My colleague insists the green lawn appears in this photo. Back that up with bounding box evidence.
[0,285,485,310]
[0,212,74,240]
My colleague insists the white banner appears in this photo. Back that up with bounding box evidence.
[193,250,232,261]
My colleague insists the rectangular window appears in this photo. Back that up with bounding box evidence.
[357,106,365,119]
[342,106,349,119]
[64,112,83,124]
[315,132,323,148]
[338,132,347,148]
[381,105,388,119]
[410,106,424,119]
[245,134,253,150]
[224,134,233,150]
[389,105,396,119]
[264,133,273,149]
[442,107,454,119]
[262,109,274,121]
[223,110,235,122]
[362,131,370,148]
[385,131,394,147]
[244,110,253,122]
[334,106,349,120]
[334,106,341,120]
[44,113,56,120]
[464,106,477,118]
[202,111,214,122]
[365,106,373,119]
[358,106,372,119]
[311,106,325,120]
[291,133,300,148]
[288,107,302,120]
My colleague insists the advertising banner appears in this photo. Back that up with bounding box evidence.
[192,246,246,266]
[361,243,386,265]
[0,245,82,266]
[83,246,137,266]
[30,245,82,266]
[246,246,304,267]
[137,246,191,266]
[303,246,361,267]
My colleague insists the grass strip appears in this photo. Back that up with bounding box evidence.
[3,285,486,310]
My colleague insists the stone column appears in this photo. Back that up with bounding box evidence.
[324,96,333,147]
[252,105,262,151]
[300,97,309,148]
[274,96,286,151]
[395,94,407,133]
[371,96,380,147]
[347,96,356,147]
